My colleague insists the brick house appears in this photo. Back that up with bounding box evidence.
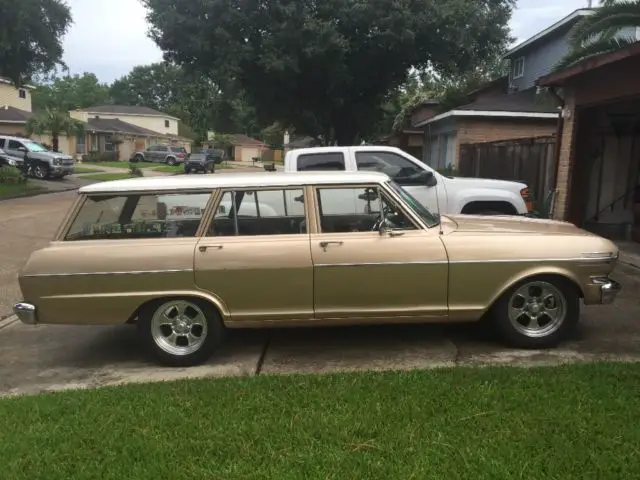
[387,8,640,169]
[538,42,640,243]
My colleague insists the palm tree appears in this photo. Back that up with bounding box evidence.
[25,108,85,152]
[556,0,640,70]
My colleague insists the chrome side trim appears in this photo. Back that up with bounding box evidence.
[22,269,192,278]
[315,257,615,268]
[13,302,37,325]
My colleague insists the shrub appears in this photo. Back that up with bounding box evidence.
[0,166,27,185]
[129,164,143,177]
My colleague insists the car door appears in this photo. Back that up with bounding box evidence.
[6,139,27,162]
[195,187,313,324]
[310,184,448,321]
[146,146,159,162]
[354,150,441,214]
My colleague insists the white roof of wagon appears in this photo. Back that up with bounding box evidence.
[79,171,391,194]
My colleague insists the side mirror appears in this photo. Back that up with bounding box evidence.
[17,146,27,153]
[423,170,437,187]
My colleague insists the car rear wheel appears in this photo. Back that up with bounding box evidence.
[167,157,176,166]
[184,167,191,174]
[138,298,225,367]
[132,154,143,163]
[491,276,579,349]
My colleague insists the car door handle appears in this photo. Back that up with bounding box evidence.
[319,241,344,251]
[199,245,223,252]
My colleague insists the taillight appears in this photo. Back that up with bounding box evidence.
[177,153,185,158]
[520,187,535,212]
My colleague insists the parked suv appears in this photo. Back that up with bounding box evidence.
[184,148,225,174]
[131,145,187,165]
[0,136,75,179]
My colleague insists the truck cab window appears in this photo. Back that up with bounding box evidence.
[297,153,345,171]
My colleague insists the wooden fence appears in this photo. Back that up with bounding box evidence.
[458,135,557,202]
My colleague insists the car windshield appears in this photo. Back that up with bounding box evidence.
[23,141,48,153]
[387,180,440,228]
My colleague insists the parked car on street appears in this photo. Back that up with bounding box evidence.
[0,135,75,179]
[283,146,536,216]
[14,171,621,367]
[131,145,187,165]
[0,147,10,167]
[184,148,225,174]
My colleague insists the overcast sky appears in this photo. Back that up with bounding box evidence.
[61,0,599,84]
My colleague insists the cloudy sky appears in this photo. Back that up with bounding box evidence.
[61,0,600,84]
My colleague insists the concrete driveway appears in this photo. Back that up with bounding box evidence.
[1,189,639,396]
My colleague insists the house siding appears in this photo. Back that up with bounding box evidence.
[0,84,32,112]
[72,111,179,136]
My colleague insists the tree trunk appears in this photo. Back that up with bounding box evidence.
[52,135,59,152]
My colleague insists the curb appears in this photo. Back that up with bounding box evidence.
[0,315,18,331]
[0,186,79,202]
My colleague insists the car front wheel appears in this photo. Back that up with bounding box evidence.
[138,298,225,367]
[492,276,579,349]
[33,164,49,180]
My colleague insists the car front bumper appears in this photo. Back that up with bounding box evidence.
[13,302,37,325]
[591,277,622,304]
[51,165,75,176]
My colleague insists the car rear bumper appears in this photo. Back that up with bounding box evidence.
[13,302,37,325]
[185,162,208,170]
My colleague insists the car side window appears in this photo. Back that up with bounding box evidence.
[297,153,345,171]
[64,193,212,240]
[355,152,426,186]
[317,186,417,233]
[7,140,23,150]
[208,189,306,237]
[0,139,5,148]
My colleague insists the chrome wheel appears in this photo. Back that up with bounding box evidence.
[33,165,47,179]
[508,281,567,338]
[150,300,208,356]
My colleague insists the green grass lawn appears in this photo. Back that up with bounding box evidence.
[83,161,156,169]
[0,182,45,199]
[81,172,135,182]
[1,363,640,479]
[73,166,104,174]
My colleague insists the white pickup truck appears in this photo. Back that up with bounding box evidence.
[283,146,535,216]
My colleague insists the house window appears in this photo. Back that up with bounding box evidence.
[165,120,170,128]
[513,57,525,79]
[105,136,115,152]
[76,134,86,154]
[18,89,26,99]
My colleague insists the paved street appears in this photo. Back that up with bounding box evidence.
[0,186,639,396]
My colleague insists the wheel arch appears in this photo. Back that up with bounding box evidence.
[485,268,584,315]
[461,200,518,215]
[126,291,230,324]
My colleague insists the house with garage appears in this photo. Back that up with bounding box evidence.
[538,42,640,244]
[69,105,192,160]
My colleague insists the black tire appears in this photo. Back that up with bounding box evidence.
[491,275,580,349]
[166,157,176,166]
[209,164,215,173]
[33,163,50,180]
[138,297,226,367]
[184,167,191,174]
[132,154,143,163]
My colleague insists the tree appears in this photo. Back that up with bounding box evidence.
[32,73,111,111]
[143,0,515,145]
[557,0,640,70]
[26,109,85,153]
[0,0,72,84]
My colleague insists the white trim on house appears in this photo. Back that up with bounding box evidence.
[505,8,593,58]
[81,110,180,121]
[414,109,559,127]
[0,77,36,89]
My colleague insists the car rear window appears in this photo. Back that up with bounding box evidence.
[297,153,345,171]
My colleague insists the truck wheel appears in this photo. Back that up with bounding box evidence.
[184,167,191,174]
[33,164,50,180]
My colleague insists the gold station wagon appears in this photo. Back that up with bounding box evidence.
[14,171,622,366]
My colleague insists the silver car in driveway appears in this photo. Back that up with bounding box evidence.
[131,145,187,165]
[0,136,75,179]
